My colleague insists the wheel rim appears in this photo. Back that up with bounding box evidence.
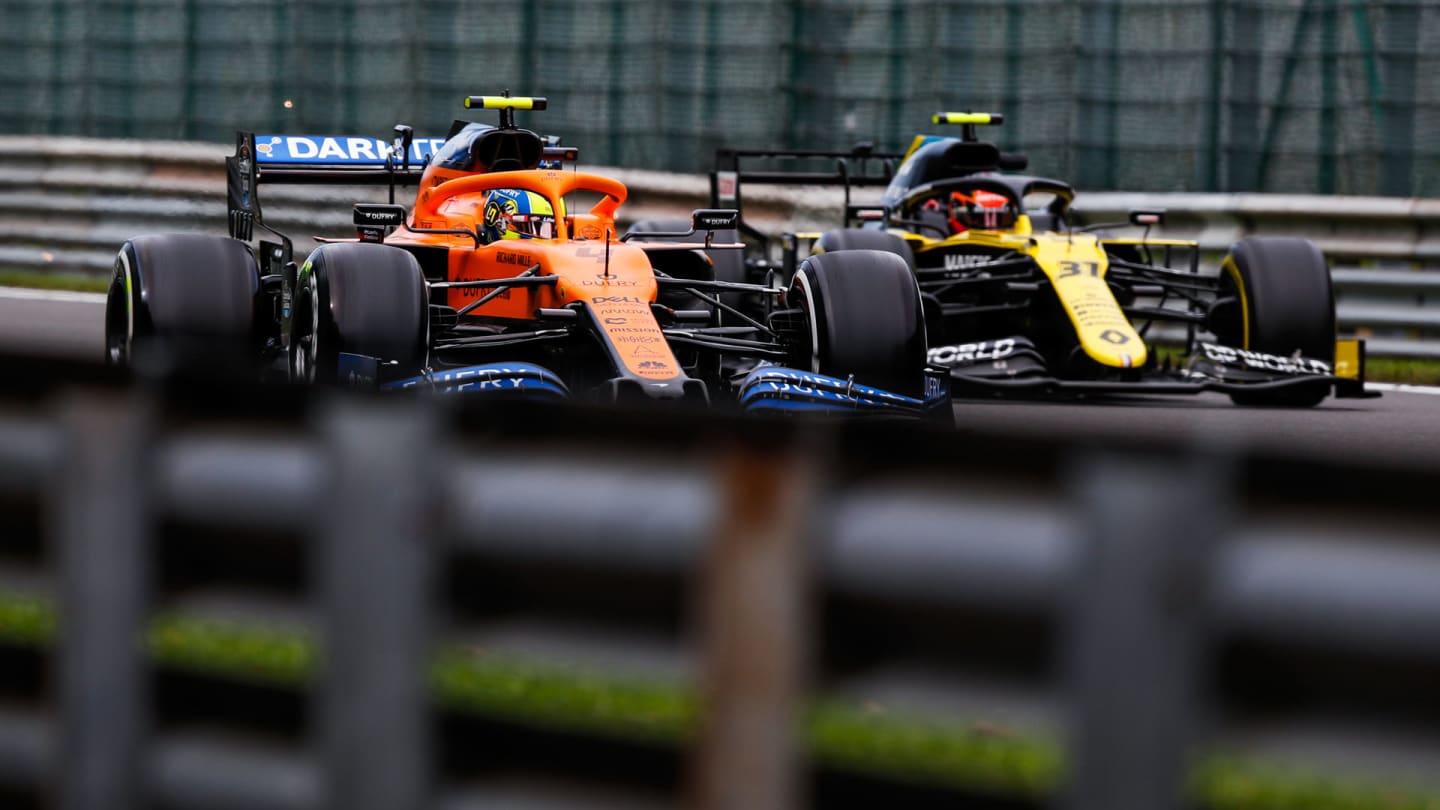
[104,256,134,366]
[291,278,319,383]
[104,284,127,364]
[793,271,822,373]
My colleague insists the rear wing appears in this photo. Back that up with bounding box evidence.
[708,144,905,240]
[226,128,578,241]
[226,128,440,243]
[244,131,447,184]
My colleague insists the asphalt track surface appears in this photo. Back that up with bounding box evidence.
[5,286,1439,464]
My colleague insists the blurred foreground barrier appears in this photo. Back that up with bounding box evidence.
[2,136,1440,357]
[1,358,1439,809]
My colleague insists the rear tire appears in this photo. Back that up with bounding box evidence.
[105,234,261,374]
[789,250,927,398]
[1213,237,1335,407]
[291,243,428,384]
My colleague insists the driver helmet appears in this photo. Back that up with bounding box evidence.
[481,188,555,242]
[947,188,1016,232]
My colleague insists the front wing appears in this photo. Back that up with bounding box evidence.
[736,366,953,422]
[932,338,1378,401]
[342,354,954,419]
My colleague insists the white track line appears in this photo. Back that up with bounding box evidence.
[1365,382,1440,396]
[0,287,106,305]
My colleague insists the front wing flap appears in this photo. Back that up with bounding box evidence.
[738,366,952,422]
[373,359,570,400]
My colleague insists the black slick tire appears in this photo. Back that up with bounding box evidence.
[1214,237,1335,407]
[290,243,428,384]
[105,234,261,374]
[789,249,927,398]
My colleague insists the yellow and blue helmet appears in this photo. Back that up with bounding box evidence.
[481,188,555,241]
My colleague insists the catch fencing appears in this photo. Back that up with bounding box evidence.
[1,358,1439,808]
[3,135,1440,357]
[3,0,1439,195]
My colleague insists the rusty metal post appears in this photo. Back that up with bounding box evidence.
[53,388,155,810]
[689,430,818,810]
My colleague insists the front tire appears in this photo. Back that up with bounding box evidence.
[813,228,915,271]
[1212,237,1335,407]
[291,243,428,384]
[788,249,927,398]
[105,234,261,373]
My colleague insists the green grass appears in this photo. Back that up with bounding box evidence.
[0,271,109,293]
[1363,357,1440,387]
[4,589,1440,808]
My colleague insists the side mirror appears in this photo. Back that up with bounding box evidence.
[621,209,740,244]
[1129,209,1166,227]
[692,208,740,231]
[354,203,407,242]
[355,203,406,227]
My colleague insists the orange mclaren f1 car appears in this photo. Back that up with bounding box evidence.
[104,96,948,418]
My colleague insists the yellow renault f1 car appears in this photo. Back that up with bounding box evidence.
[712,113,1372,406]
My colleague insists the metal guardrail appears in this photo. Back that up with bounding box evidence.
[2,136,1439,357]
[2,359,1440,808]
